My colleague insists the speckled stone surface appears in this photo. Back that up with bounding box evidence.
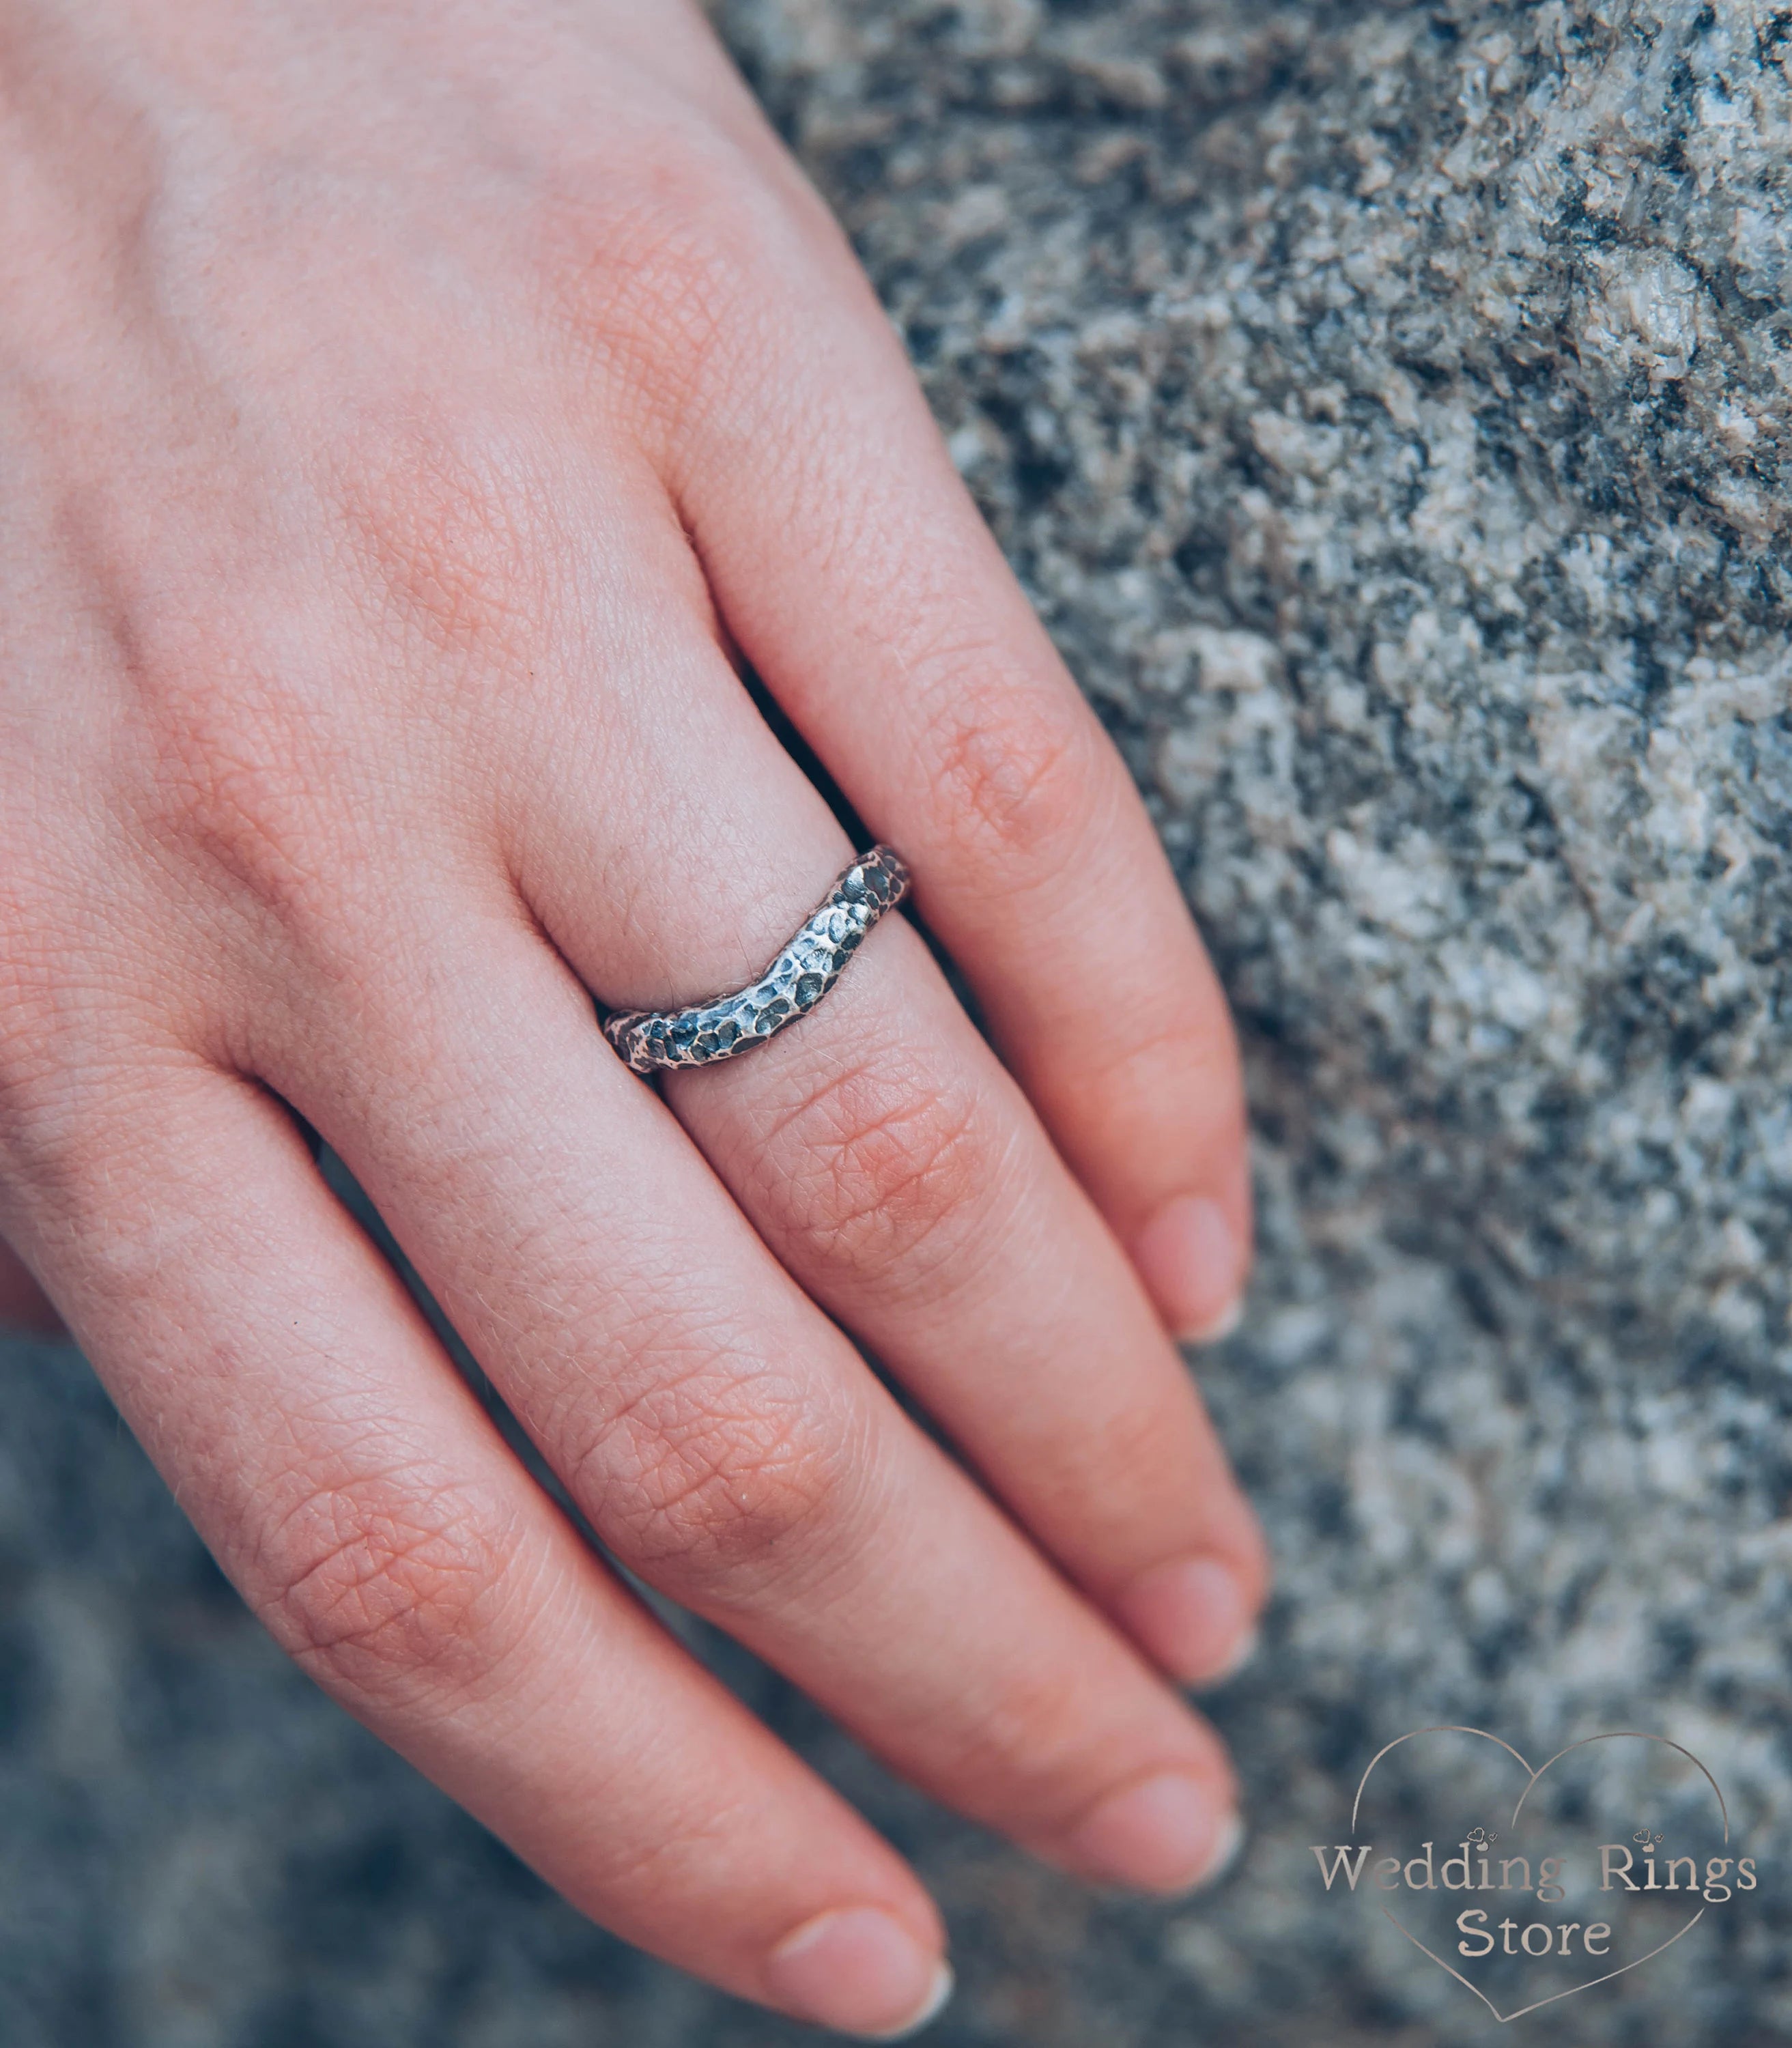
[4,2,1791,2043]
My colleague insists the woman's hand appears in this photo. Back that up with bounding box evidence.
[0,0,1265,2032]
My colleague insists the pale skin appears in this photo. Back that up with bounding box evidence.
[0,1,1268,2036]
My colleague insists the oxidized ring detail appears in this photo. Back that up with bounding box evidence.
[601,847,911,1074]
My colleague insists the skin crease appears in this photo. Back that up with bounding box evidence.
[0,0,1269,2034]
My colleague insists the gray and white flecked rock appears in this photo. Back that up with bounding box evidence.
[4,3,1790,2043]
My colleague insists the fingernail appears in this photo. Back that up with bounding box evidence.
[1130,1195,1245,1344]
[1117,1556,1257,1688]
[765,1907,953,2040]
[1061,1773,1244,1894]
[1208,1623,1260,1684]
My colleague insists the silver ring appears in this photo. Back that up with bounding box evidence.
[601,847,911,1074]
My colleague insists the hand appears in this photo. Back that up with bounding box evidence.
[0,1,1266,2033]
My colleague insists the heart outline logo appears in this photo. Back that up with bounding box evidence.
[1350,1726,1730,2024]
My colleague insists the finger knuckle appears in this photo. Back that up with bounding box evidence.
[251,1466,531,1716]
[1107,1008,1245,1127]
[111,637,365,956]
[27,498,368,954]
[124,460,547,961]
[924,673,1109,888]
[533,130,785,421]
[606,204,760,388]
[926,1651,1117,1800]
[332,414,552,672]
[760,1051,1006,1294]
[577,1359,865,1597]
[973,1666,1105,1787]
[159,729,337,933]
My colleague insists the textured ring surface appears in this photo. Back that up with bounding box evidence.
[601,847,911,1073]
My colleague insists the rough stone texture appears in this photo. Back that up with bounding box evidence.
[4,1,1791,2043]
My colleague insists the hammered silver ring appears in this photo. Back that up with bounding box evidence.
[601,847,911,1074]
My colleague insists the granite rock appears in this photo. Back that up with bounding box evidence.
[4,1,1791,2042]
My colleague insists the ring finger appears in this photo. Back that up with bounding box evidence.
[513,507,1267,1690]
